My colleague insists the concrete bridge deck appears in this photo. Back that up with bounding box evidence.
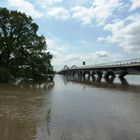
[59,58,140,79]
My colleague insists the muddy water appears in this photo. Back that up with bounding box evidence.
[0,75,140,140]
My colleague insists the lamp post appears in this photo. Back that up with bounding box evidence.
[83,61,86,65]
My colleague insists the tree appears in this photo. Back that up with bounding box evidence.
[0,7,54,82]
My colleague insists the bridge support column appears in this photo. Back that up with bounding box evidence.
[78,71,83,77]
[120,77,129,87]
[83,71,91,78]
[96,71,103,78]
[65,71,69,76]
[68,71,71,76]
[105,76,115,84]
[118,71,128,79]
[91,71,96,77]
[104,71,116,79]
[91,75,96,82]
[71,71,74,76]
[91,71,96,82]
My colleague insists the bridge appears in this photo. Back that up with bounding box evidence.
[58,58,140,79]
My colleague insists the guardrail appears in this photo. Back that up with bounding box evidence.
[69,58,140,70]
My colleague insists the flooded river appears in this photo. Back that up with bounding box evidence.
[0,75,140,140]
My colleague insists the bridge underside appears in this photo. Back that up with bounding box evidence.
[59,65,140,79]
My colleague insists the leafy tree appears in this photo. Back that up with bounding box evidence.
[0,7,53,82]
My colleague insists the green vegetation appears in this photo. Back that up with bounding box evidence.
[0,7,54,82]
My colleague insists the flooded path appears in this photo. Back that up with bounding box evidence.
[0,75,140,140]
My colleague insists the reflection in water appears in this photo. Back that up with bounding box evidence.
[0,81,54,140]
[63,75,140,93]
[56,75,140,139]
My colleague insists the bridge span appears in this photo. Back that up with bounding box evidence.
[58,58,140,79]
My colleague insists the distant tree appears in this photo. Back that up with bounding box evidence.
[0,7,54,82]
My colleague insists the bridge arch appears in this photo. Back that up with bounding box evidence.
[63,65,69,70]
[71,65,78,69]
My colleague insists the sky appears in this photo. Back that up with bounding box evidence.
[0,0,140,70]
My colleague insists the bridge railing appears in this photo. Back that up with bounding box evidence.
[70,58,140,70]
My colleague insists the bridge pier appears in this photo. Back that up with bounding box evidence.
[96,71,103,78]
[105,76,115,84]
[119,77,129,87]
[104,71,116,79]
[91,71,96,77]
[65,71,69,76]
[83,71,91,78]
[78,71,83,77]
[68,71,71,76]
[91,75,96,82]
[118,71,128,79]
[60,58,140,80]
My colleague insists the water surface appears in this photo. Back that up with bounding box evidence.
[0,75,140,140]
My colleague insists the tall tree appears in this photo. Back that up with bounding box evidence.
[0,7,53,82]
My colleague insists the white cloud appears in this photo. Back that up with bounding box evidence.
[48,7,70,20]
[101,14,140,52]
[129,0,140,11]
[46,37,74,70]
[37,0,62,7]
[8,0,43,18]
[92,0,123,20]
[97,37,106,42]
[46,37,67,58]
[46,0,62,5]
[46,37,123,71]
[95,51,110,57]
[72,6,94,24]
[60,51,118,69]
[46,37,91,70]
[71,0,123,25]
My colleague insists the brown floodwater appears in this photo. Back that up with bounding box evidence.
[0,75,140,140]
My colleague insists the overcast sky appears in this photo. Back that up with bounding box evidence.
[1,0,140,70]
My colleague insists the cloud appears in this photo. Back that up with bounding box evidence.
[47,7,70,20]
[46,37,75,70]
[60,51,118,68]
[37,0,62,8]
[8,0,124,24]
[7,0,43,18]
[97,37,106,42]
[46,37,67,58]
[46,37,114,70]
[129,0,140,11]
[92,0,123,20]
[95,51,110,57]
[71,6,94,25]
[66,56,81,62]
[100,14,140,52]
[46,0,62,5]
[71,0,123,25]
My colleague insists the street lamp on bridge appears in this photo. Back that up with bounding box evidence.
[83,61,86,65]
